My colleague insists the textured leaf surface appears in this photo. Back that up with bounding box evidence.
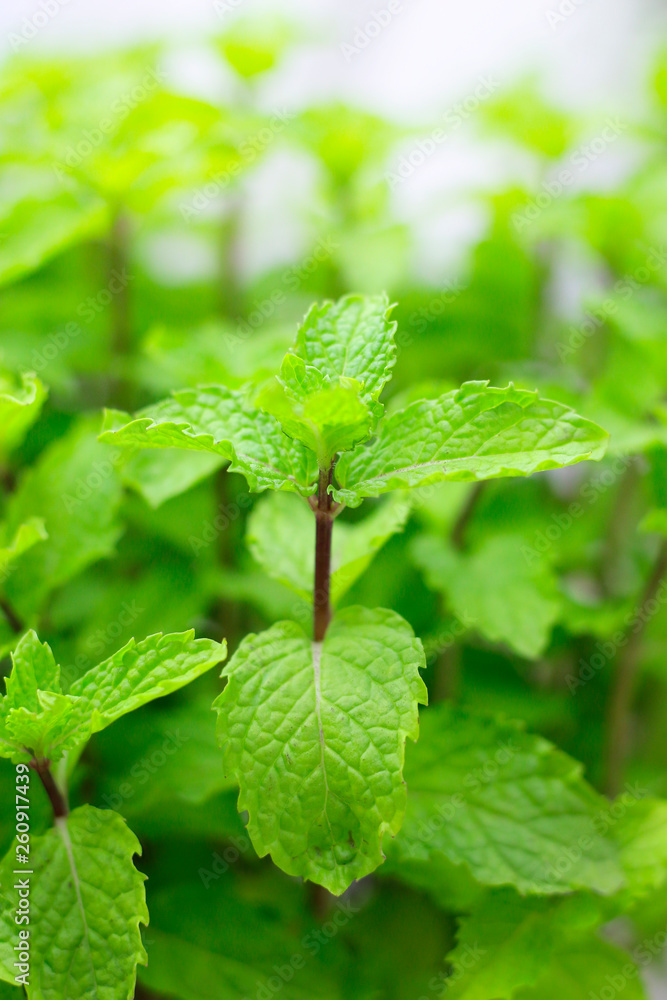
[389,705,624,895]
[69,631,227,732]
[247,491,411,604]
[292,294,397,404]
[614,797,667,896]
[4,419,123,617]
[334,382,608,506]
[99,386,318,496]
[0,806,147,1000]
[215,606,427,894]
[412,533,561,658]
[0,371,46,457]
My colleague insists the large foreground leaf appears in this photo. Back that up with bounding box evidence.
[334,382,608,506]
[388,705,624,895]
[100,386,318,496]
[214,606,427,894]
[0,806,147,1000]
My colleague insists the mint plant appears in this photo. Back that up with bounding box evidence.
[101,293,608,894]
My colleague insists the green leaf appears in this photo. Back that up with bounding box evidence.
[214,606,427,894]
[614,797,667,897]
[0,519,48,580]
[334,382,608,506]
[4,418,123,617]
[99,386,318,496]
[0,630,225,764]
[0,806,147,1000]
[412,533,561,659]
[442,890,601,999]
[513,937,648,1000]
[246,491,411,605]
[0,371,46,458]
[441,889,646,1000]
[69,630,227,733]
[121,449,224,508]
[291,294,397,405]
[389,704,624,895]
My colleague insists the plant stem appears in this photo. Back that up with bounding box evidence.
[0,596,23,634]
[604,539,667,797]
[109,208,132,409]
[30,758,68,819]
[313,463,335,642]
[451,482,485,551]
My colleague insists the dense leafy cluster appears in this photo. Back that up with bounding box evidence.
[0,25,667,1000]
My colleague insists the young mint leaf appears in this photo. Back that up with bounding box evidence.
[214,606,427,894]
[69,630,227,732]
[292,293,397,404]
[334,382,608,506]
[389,704,624,895]
[3,418,123,618]
[246,491,411,604]
[4,692,91,764]
[411,533,561,659]
[0,631,225,764]
[2,630,59,715]
[99,385,318,495]
[0,370,46,458]
[0,519,48,578]
[0,805,147,1000]
[257,376,373,467]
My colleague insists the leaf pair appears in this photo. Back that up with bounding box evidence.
[0,629,227,764]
